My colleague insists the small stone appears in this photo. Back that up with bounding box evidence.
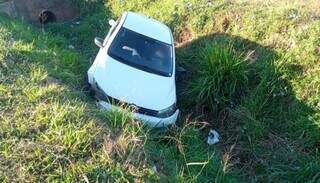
[315,47,320,55]
[185,2,193,10]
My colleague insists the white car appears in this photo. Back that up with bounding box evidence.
[87,12,179,127]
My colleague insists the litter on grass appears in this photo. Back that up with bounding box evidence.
[152,165,158,173]
[207,129,220,145]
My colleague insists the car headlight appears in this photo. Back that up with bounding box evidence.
[157,103,177,118]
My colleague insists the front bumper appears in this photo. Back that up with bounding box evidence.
[97,100,179,128]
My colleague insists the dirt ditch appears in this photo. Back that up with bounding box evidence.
[0,0,79,25]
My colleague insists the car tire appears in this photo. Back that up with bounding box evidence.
[83,75,95,98]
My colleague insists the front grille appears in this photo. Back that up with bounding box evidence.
[94,84,159,117]
[137,107,159,116]
[108,96,159,117]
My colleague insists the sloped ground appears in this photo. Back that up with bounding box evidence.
[1,0,320,182]
[0,0,78,24]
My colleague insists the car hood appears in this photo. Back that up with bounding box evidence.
[93,55,176,110]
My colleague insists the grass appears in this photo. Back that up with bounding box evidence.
[1,0,320,182]
[187,41,249,110]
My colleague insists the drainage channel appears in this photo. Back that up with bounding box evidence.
[0,0,79,25]
[39,10,56,24]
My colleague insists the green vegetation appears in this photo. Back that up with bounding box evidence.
[187,42,249,109]
[1,0,320,182]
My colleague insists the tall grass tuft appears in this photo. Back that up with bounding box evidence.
[188,42,249,110]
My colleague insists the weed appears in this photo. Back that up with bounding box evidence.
[187,42,249,110]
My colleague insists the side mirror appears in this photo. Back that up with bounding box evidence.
[176,66,186,75]
[94,37,104,48]
[108,19,116,27]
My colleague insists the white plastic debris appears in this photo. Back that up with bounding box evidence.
[185,2,193,10]
[68,45,75,49]
[207,129,220,145]
[152,165,158,173]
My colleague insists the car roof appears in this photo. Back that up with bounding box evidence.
[122,12,173,45]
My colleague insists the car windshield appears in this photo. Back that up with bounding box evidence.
[108,27,173,77]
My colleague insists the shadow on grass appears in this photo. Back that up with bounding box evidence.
[176,33,320,181]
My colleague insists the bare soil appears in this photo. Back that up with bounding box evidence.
[0,0,78,24]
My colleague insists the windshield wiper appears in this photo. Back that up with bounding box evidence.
[140,65,170,77]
